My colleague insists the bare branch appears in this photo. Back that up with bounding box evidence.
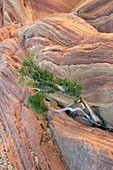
[79,98,102,123]
[53,106,102,126]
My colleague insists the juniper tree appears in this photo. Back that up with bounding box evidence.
[18,54,82,115]
[18,55,108,130]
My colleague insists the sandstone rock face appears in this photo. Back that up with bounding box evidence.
[48,110,113,170]
[19,13,113,128]
[2,0,83,26]
[3,0,34,25]
[0,26,66,169]
[72,0,113,33]
[31,0,83,18]
[3,0,113,33]
[1,1,113,170]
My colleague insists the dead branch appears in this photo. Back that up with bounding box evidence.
[52,97,103,126]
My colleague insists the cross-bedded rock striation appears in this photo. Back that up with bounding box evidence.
[48,110,113,170]
[72,0,113,33]
[19,13,113,128]
[1,0,113,170]
[0,26,66,170]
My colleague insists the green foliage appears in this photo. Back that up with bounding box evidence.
[19,54,82,115]
[59,78,82,103]
[27,92,48,115]
[19,54,58,93]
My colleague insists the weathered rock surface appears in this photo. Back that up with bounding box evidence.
[48,110,113,170]
[31,0,83,18]
[2,0,34,26]
[2,0,83,26]
[2,0,113,33]
[0,27,66,169]
[72,0,113,33]
[19,13,113,128]
[1,1,113,170]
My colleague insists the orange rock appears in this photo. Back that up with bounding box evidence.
[20,13,113,127]
[31,0,83,18]
[2,0,83,25]
[0,27,66,169]
[3,0,34,25]
[1,1,113,170]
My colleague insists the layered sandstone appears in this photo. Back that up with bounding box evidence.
[2,0,83,26]
[0,26,66,169]
[2,0,34,26]
[72,0,113,33]
[31,0,83,18]
[3,0,113,33]
[19,13,113,128]
[1,0,113,170]
[48,110,113,170]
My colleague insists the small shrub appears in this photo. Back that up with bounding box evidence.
[19,54,58,93]
[18,54,82,115]
[58,78,82,102]
[27,92,48,115]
